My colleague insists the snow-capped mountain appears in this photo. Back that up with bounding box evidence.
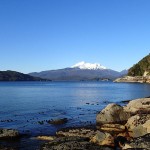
[29,61,127,81]
[71,61,107,70]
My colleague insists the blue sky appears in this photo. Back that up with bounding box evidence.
[0,0,150,73]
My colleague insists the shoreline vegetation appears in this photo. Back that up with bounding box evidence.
[1,97,150,150]
[114,54,150,84]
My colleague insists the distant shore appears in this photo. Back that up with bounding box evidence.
[114,75,150,84]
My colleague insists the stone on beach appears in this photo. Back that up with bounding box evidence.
[90,131,114,147]
[124,98,150,115]
[94,97,150,149]
[125,114,150,137]
[96,104,130,125]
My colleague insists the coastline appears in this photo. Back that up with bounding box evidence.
[1,97,150,150]
[114,76,150,84]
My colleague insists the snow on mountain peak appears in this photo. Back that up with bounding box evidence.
[71,61,107,70]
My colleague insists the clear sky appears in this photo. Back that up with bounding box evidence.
[0,0,150,73]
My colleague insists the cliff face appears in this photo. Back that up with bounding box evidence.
[128,54,150,76]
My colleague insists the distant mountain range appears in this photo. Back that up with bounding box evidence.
[0,70,47,81]
[29,62,128,81]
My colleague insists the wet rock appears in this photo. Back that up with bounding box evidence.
[47,118,68,125]
[0,129,20,139]
[96,104,130,125]
[40,136,113,150]
[121,100,131,104]
[38,121,45,125]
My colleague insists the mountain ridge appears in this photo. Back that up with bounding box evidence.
[0,70,48,81]
[29,62,127,81]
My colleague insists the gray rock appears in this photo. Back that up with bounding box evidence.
[96,104,130,125]
[124,98,150,115]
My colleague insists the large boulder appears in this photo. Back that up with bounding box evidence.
[0,129,19,139]
[96,104,130,125]
[125,114,150,137]
[124,98,150,115]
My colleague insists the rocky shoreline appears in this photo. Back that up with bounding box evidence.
[114,76,150,83]
[1,97,150,150]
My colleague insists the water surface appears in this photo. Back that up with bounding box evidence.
[0,81,150,134]
[0,81,150,149]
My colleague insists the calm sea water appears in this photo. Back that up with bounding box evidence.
[0,81,150,135]
[0,81,150,149]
